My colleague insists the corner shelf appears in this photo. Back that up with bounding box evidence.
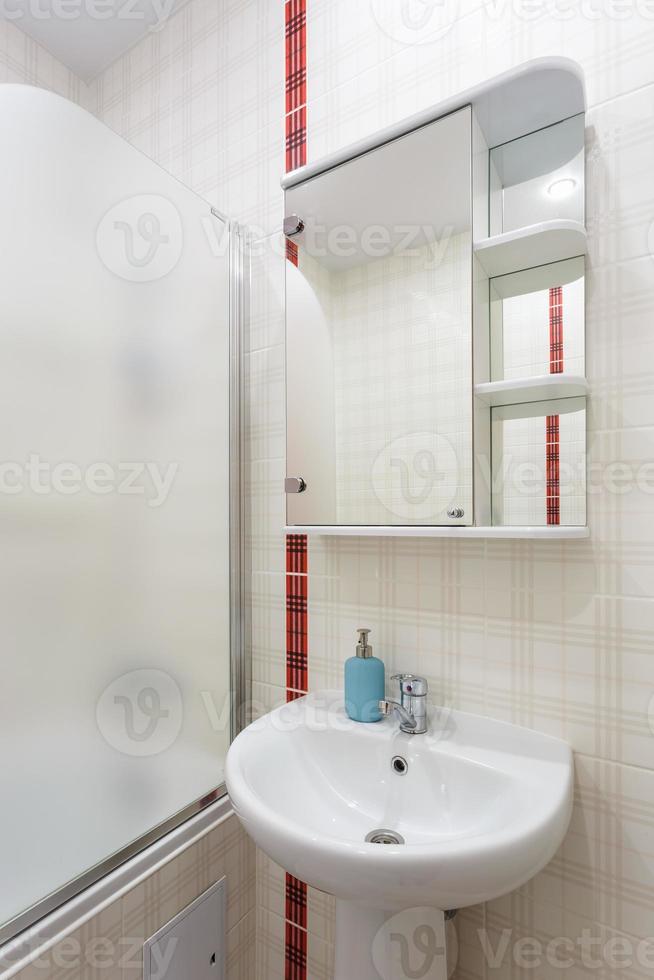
[474,220,587,278]
[474,373,588,407]
[285,525,589,539]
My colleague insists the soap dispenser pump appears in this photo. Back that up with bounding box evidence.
[344,628,385,723]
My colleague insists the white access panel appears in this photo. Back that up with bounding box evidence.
[143,877,226,980]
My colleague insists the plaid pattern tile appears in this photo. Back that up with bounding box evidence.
[286,572,308,695]
[0,21,84,103]
[549,285,564,374]
[546,414,561,526]
[284,0,307,173]
[285,0,307,114]
[286,532,307,573]
[547,286,564,526]
[283,7,308,977]
[286,106,307,172]
[285,874,308,930]
[286,237,299,266]
[226,909,256,980]
[284,921,307,980]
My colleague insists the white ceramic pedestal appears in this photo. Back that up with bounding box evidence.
[333,900,448,980]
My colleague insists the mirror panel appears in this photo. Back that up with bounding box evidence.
[491,397,586,526]
[490,257,585,381]
[285,107,473,526]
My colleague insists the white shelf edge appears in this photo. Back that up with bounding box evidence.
[285,525,589,540]
[474,374,588,407]
[474,220,587,278]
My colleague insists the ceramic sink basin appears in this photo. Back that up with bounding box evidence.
[226,691,573,912]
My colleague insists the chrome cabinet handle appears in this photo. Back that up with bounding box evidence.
[285,477,307,494]
[283,214,304,237]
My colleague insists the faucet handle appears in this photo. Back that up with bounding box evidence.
[391,673,428,697]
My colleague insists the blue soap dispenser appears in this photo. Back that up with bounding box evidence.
[344,628,385,723]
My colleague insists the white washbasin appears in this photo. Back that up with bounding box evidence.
[226,691,573,978]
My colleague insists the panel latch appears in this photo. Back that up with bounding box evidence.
[285,476,307,494]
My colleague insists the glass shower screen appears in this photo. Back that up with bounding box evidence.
[0,85,234,941]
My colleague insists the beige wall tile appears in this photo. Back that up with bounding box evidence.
[226,908,256,980]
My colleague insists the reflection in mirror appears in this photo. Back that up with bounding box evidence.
[491,397,586,527]
[286,107,473,526]
[490,257,585,381]
[489,114,585,235]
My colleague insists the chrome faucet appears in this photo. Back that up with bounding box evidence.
[379,674,429,735]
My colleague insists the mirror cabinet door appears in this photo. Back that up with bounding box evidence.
[285,107,473,527]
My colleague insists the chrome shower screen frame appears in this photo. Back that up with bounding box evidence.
[229,220,251,743]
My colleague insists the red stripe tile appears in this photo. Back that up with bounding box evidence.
[285,0,306,176]
[547,286,563,525]
[546,414,561,525]
[286,106,307,172]
[549,285,564,374]
[284,7,308,977]
[285,0,307,113]
[285,873,308,929]
[286,572,308,693]
[285,921,307,980]
[286,238,299,266]
[286,532,307,572]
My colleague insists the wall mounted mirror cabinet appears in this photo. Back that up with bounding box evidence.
[283,60,589,539]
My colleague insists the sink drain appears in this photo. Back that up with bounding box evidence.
[365,829,405,845]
